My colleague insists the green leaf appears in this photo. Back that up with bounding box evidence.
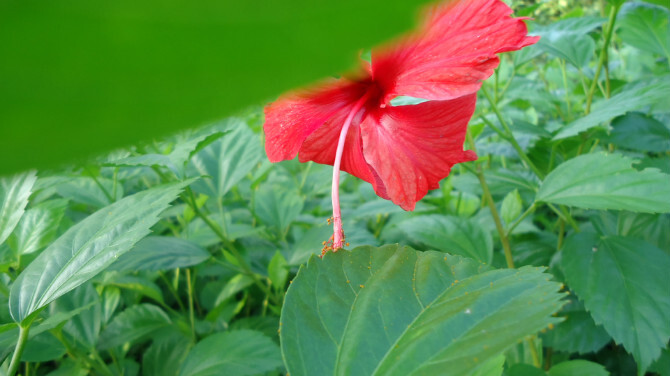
[607,113,670,152]
[110,236,210,272]
[507,364,546,376]
[178,330,282,376]
[9,180,190,323]
[0,0,432,175]
[268,250,289,290]
[54,176,123,208]
[536,153,670,213]
[8,199,68,255]
[466,355,505,376]
[398,215,493,263]
[561,233,670,374]
[253,184,304,234]
[101,274,165,304]
[189,120,262,199]
[105,129,227,176]
[50,283,101,349]
[97,304,171,350]
[535,16,604,67]
[547,360,609,376]
[214,274,254,308]
[0,171,37,245]
[280,245,564,376]
[21,331,66,362]
[501,189,523,226]
[618,2,670,58]
[143,330,193,376]
[553,80,670,140]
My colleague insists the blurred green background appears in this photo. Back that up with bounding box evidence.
[0,0,431,175]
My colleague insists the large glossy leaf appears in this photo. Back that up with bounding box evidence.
[178,330,282,376]
[398,215,493,263]
[9,180,190,323]
[536,153,670,213]
[280,245,564,376]
[561,233,670,374]
[0,171,37,245]
[110,236,210,272]
[553,80,670,140]
[189,121,262,199]
[97,304,171,350]
[618,2,670,57]
[0,0,432,175]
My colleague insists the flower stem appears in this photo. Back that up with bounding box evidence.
[585,4,620,114]
[331,91,372,250]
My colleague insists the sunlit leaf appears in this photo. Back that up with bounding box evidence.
[618,2,670,57]
[0,171,37,245]
[553,80,670,140]
[9,180,190,323]
[281,245,564,376]
[536,153,670,213]
[8,199,68,255]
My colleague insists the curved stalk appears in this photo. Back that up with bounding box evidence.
[330,90,373,251]
[8,324,30,376]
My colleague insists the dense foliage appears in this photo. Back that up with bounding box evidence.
[0,1,668,375]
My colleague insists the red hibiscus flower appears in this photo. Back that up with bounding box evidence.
[264,0,538,250]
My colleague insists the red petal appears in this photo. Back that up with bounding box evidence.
[298,106,389,199]
[263,79,368,162]
[372,0,539,104]
[360,94,478,211]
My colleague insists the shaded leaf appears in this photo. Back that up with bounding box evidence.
[253,185,304,233]
[536,153,670,213]
[281,245,564,376]
[561,233,670,374]
[178,330,282,376]
[547,360,609,376]
[9,180,190,323]
[541,296,611,354]
[399,215,493,263]
[189,120,262,199]
[98,304,171,350]
[110,236,210,272]
[0,171,37,245]
[142,330,193,376]
[607,112,670,152]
